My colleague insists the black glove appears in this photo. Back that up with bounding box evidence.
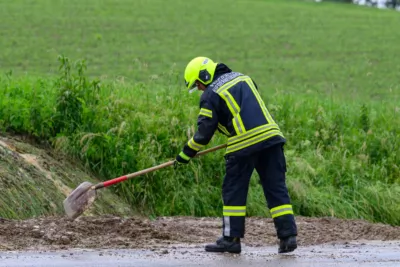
[174,152,190,169]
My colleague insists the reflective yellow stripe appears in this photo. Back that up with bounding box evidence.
[233,116,245,135]
[228,124,280,145]
[224,212,246,216]
[224,206,246,210]
[218,90,246,135]
[179,151,190,161]
[188,138,203,151]
[270,204,294,218]
[226,129,283,154]
[233,114,245,135]
[218,123,231,136]
[232,118,241,135]
[219,91,239,115]
[216,76,248,94]
[199,108,212,118]
[224,91,241,114]
[216,76,275,127]
[223,206,246,217]
[245,78,276,124]
[219,92,243,134]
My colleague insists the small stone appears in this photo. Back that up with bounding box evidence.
[31,229,44,238]
[60,236,71,245]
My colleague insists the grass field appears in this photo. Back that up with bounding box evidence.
[1,0,400,100]
[0,0,400,224]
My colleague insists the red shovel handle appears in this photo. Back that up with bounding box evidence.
[94,143,227,190]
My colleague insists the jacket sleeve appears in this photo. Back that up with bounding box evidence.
[181,92,219,159]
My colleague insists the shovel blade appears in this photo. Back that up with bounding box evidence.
[63,181,97,220]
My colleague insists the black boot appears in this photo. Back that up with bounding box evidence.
[278,235,297,253]
[205,236,241,254]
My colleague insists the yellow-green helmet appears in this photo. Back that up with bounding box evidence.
[184,57,218,93]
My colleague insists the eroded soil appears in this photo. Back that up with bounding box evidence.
[1,215,400,251]
[1,134,399,261]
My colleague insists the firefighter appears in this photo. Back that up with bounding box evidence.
[174,56,298,254]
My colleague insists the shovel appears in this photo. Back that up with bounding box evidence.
[63,143,227,220]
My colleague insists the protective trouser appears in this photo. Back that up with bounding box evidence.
[221,143,298,239]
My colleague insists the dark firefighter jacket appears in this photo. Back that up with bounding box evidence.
[180,63,285,159]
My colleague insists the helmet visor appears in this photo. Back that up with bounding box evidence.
[185,79,197,93]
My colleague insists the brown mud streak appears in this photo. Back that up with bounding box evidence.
[0,215,399,251]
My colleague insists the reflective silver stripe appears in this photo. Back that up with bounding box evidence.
[201,110,212,115]
[188,138,202,151]
[220,91,245,134]
[199,108,212,118]
[210,72,244,92]
[222,91,239,114]
[218,124,230,136]
[234,117,244,134]
[226,130,282,154]
[245,78,276,124]
[223,209,246,213]
[223,216,230,236]
[216,76,248,94]
[271,208,293,216]
[228,124,279,145]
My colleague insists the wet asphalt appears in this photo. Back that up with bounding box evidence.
[0,240,399,267]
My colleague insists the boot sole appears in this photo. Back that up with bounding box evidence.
[205,247,241,254]
[278,243,297,254]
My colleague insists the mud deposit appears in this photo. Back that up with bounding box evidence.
[1,135,400,265]
[1,215,400,252]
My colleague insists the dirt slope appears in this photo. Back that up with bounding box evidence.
[1,134,399,252]
[0,134,134,219]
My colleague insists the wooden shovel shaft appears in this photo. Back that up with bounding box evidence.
[94,143,227,190]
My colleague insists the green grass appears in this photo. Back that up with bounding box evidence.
[0,56,399,225]
[1,0,400,100]
[0,0,399,225]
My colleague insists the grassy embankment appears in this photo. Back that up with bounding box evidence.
[0,0,399,224]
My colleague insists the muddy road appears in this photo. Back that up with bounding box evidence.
[1,241,400,267]
[1,215,400,251]
[1,215,400,266]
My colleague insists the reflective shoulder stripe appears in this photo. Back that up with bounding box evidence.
[215,77,248,136]
[209,72,244,92]
[221,90,240,114]
[218,91,236,115]
[199,108,212,118]
[216,76,249,94]
[245,78,276,124]
[218,91,246,135]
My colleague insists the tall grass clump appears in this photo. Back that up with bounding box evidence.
[0,56,399,225]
